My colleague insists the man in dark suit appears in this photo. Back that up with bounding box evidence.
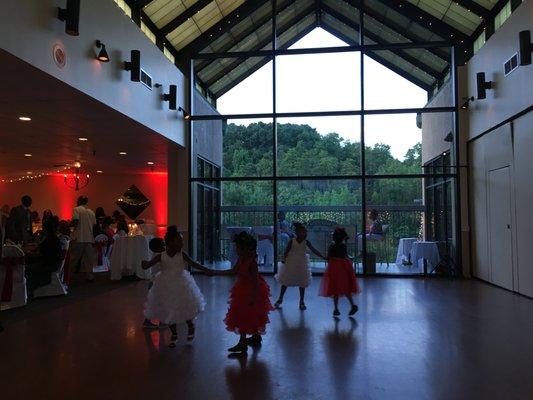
[5,195,33,244]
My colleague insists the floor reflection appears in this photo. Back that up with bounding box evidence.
[225,348,272,400]
[324,317,359,400]
[277,309,313,393]
[143,329,164,355]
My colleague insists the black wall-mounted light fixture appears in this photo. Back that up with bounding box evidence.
[444,132,454,143]
[461,96,475,110]
[124,50,141,82]
[162,85,177,110]
[95,40,109,62]
[57,0,80,36]
[178,107,191,120]
[519,30,532,66]
[476,72,494,100]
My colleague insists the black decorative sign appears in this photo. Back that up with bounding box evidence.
[116,185,151,220]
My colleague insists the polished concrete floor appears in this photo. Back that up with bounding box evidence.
[1,276,533,400]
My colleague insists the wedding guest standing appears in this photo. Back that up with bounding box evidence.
[42,209,54,227]
[5,195,33,244]
[69,196,97,282]
[357,209,384,252]
[0,204,10,245]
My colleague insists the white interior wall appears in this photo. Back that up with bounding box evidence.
[467,0,533,296]
[0,0,186,145]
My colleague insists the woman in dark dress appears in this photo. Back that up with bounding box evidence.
[26,216,63,298]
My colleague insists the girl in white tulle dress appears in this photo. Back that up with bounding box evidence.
[142,226,213,348]
[274,223,326,310]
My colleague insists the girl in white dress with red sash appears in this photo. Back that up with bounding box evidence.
[274,223,326,310]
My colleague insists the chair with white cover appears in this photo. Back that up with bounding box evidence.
[1,245,27,310]
[254,226,274,270]
[93,234,110,273]
[110,235,128,280]
[34,238,69,298]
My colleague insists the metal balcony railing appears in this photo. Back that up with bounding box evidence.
[218,205,425,265]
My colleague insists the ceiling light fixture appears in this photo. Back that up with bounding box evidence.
[19,116,31,121]
[24,153,32,157]
[78,137,88,141]
[147,161,154,165]
[96,170,103,174]
[64,161,89,191]
[119,151,127,155]
[95,40,110,62]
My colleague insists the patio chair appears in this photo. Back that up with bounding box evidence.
[374,224,390,267]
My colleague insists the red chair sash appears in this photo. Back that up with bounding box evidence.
[94,240,108,266]
[1,256,24,302]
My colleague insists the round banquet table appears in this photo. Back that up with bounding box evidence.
[395,238,418,266]
[110,235,155,281]
[410,241,440,272]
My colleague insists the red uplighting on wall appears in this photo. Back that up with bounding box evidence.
[0,172,169,230]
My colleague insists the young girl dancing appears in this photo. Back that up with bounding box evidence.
[142,237,165,329]
[320,227,360,317]
[218,231,273,353]
[274,222,326,310]
[142,226,212,348]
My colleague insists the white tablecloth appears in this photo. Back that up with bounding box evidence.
[110,235,154,281]
[410,241,440,270]
[395,238,418,266]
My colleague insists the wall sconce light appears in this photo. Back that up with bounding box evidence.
[95,40,109,62]
[476,72,494,100]
[519,30,532,66]
[444,132,454,143]
[124,50,141,82]
[178,107,191,120]
[57,0,80,36]
[162,85,177,110]
[461,96,475,110]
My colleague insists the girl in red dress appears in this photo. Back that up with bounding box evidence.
[217,231,274,353]
[320,227,360,317]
